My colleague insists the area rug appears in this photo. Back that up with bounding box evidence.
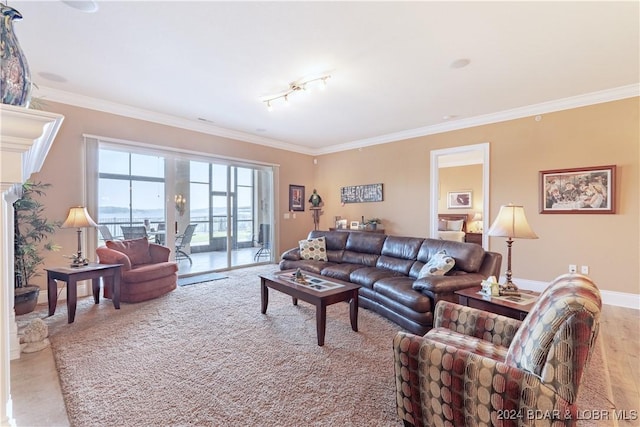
[177,271,227,287]
[30,265,613,427]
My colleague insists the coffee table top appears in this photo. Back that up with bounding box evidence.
[262,270,360,296]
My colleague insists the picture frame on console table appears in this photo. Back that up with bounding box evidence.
[289,185,305,212]
[539,165,616,214]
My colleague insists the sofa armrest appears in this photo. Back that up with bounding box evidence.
[149,243,171,263]
[280,247,301,261]
[96,246,132,270]
[433,300,522,347]
[393,332,427,427]
[412,273,484,294]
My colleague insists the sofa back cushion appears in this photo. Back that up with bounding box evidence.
[106,237,152,266]
[308,230,348,262]
[376,236,424,274]
[416,238,485,273]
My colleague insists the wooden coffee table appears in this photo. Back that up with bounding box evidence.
[455,286,539,320]
[260,270,361,346]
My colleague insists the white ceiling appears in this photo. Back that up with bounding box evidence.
[12,1,640,155]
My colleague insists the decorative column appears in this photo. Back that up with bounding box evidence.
[0,105,63,426]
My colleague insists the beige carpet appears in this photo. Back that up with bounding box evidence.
[24,265,613,426]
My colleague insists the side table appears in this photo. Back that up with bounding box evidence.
[455,286,539,320]
[46,263,122,323]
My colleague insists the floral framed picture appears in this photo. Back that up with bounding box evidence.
[289,185,305,212]
[447,191,472,209]
[539,165,616,214]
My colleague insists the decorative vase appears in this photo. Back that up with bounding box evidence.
[1,3,31,107]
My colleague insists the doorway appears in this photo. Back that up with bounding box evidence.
[429,143,490,247]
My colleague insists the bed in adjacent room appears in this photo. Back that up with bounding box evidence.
[437,214,468,242]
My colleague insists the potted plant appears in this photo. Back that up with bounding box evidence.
[364,218,381,230]
[14,181,60,315]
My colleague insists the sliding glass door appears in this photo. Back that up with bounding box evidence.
[96,143,274,275]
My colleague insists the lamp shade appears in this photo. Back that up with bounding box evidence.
[487,204,538,239]
[61,206,98,228]
[471,212,482,222]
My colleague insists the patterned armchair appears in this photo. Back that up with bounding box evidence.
[393,273,601,427]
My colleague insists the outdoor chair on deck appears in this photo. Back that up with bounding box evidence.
[254,223,271,261]
[175,224,197,265]
[98,225,115,241]
[393,273,601,427]
[121,225,148,240]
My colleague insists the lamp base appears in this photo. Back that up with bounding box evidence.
[499,282,521,297]
[69,260,89,268]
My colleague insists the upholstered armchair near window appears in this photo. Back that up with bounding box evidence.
[393,273,601,427]
[96,237,178,303]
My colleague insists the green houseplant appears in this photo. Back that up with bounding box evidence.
[14,181,60,315]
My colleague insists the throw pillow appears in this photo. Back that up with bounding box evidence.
[417,250,455,279]
[299,237,328,261]
[437,219,448,231]
[106,237,152,266]
[446,219,464,232]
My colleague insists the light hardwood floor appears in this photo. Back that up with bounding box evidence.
[10,303,640,426]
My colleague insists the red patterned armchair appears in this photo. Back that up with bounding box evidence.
[393,273,601,427]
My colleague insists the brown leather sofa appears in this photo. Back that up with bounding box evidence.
[96,237,178,303]
[280,230,502,335]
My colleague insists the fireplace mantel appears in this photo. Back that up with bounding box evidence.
[0,104,64,426]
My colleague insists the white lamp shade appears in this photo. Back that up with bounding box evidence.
[487,204,538,239]
[62,206,98,228]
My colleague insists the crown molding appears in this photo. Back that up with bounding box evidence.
[317,83,640,154]
[38,83,638,156]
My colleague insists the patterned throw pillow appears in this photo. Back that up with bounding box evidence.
[299,237,328,261]
[417,250,455,278]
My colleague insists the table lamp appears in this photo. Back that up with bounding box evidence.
[487,204,538,296]
[471,211,483,232]
[62,206,98,267]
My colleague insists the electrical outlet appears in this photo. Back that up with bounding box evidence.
[569,264,577,273]
[581,265,589,275]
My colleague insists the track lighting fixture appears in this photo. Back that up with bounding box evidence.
[262,74,331,111]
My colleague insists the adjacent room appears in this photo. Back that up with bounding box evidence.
[1,1,638,426]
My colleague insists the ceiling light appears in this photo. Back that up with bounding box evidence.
[262,74,331,111]
[61,1,99,13]
[450,58,470,69]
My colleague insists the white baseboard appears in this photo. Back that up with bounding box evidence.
[37,282,92,304]
[510,277,640,310]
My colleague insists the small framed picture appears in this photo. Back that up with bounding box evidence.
[289,185,305,212]
[447,191,472,209]
[349,221,360,229]
[335,219,348,229]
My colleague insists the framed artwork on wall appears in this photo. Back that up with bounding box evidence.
[289,185,305,212]
[539,165,616,214]
[340,183,383,203]
[447,191,472,209]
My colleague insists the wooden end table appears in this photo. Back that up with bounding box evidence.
[260,270,360,346]
[46,263,122,323]
[455,286,539,320]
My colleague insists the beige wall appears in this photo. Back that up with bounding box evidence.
[316,98,639,295]
[31,97,639,297]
